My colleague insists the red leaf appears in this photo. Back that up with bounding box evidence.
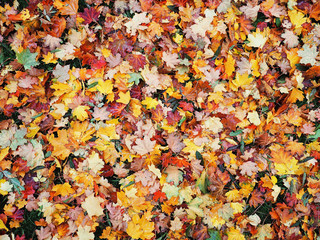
[79,7,100,24]
[166,111,181,125]
[107,102,126,117]
[126,54,146,71]
[101,165,114,178]
[110,33,133,58]
[178,101,194,112]
[153,190,167,202]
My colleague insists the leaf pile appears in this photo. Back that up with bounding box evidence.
[1,0,320,239]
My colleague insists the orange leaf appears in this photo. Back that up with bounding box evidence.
[54,0,78,15]
[271,148,292,164]
[309,2,320,21]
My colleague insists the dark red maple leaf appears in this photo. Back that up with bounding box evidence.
[130,85,142,100]
[192,218,210,240]
[109,33,134,58]
[107,102,126,117]
[101,165,114,178]
[126,54,146,71]
[79,7,100,24]
[166,111,181,125]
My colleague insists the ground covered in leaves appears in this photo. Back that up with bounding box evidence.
[0,0,320,239]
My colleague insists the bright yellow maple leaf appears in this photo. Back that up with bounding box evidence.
[288,10,307,32]
[116,91,131,104]
[227,227,245,240]
[97,79,113,95]
[52,182,75,196]
[127,214,155,240]
[73,105,90,121]
[141,97,159,109]
[230,73,254,91]
[42,52,57,64]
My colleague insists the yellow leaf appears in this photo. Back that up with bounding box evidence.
[73,105,90,121]
[0,147,9,161]
[287,88,304,103]
[141,97,158,109]
[101,48,111,58]
[42,52,57,64]
[26,122,40,138]
[286,48,301,68]
[0,219,8,231]
[227,227,245,240]
[288,10,307,30]
[97,79,113,95]
[225,54,235,77]
[116,91,131,104]
[230,202,244,214]
[230,73,254,91]
[129,99,142,117]
[52,182,75,196]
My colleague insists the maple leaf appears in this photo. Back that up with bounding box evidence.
[253,224,273,240]
[36,227,52,240]
[132,137,156,155]
[240,161,259,176]
[309,2,320,21]
[298,44,318,65]
[109,34,133,58]
[162,52,180,68]
[53,64,70,83]
[52,182,75,196]
[247,29,268,49]
[165,165,183,186]
[79,7,100,24]
[249,190,264,208]
[170,217,184,232]
[54,0,78,15]
[73,105,90,121]
[78,225,94,240]
[166,133,185,153]
[281,30,299,49]
[124,12,150,35]
[87,151,104,174]
[126,54,147,71]
[17,49,39,70]
[81,194,104,218]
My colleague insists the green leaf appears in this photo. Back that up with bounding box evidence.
[17,49,39,70]
[196,151,203,161]
[307,129,320,141]
[128,73,142,85]
[230,130,243,137]
[207,229,222,240]
[9,177,25,194]
[87,82,98,89]
[178,116,186,126]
